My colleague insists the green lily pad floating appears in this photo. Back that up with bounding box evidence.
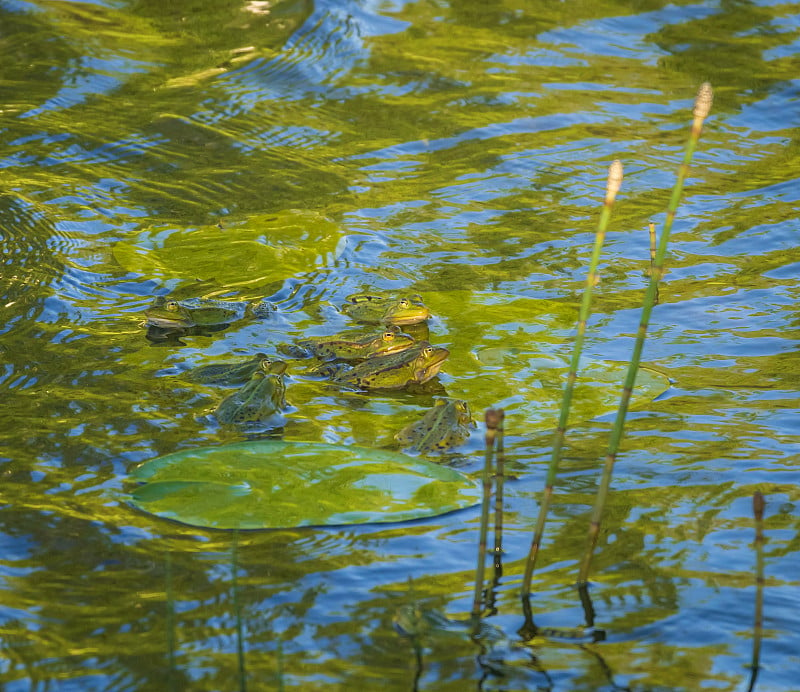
[129,440,481,530]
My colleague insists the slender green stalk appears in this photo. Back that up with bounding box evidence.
[747,491,765,692]
[578,83,713,585]
[648,222,660,304]
[521,160,623,596]
[493,410,506,575]
[472,409,500,620]
[648,222,657,268]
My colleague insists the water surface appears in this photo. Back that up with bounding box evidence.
[2,0,799,689]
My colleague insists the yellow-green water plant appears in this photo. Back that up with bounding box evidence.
[578,83,714,585]
[747,490,765,692]
[520,159,624,606]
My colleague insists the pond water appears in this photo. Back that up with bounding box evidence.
[2,0,799,689]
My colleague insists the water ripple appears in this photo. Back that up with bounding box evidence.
[3,0,800,689]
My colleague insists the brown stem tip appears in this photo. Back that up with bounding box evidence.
[484,408,504,430]
[753,491,765,520]
[694,82,713,120]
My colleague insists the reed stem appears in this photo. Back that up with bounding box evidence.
[648,222,657,268]
[472,410,499,619]
[747,491,765,692]
[493,410,506,575]
[578,83,713,585]
[521,160,623,596]
[647,222,660,304]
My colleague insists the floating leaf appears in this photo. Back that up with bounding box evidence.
[129,440,480,529]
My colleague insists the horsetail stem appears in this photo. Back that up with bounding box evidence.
[648,222,657,268]
[520,160,623,596]
[493,410,506,575]
[648,222,660,303]
[748,491,765,692]
[578,83,713,586]
[473,409,500,620]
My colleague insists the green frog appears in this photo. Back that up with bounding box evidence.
[395,399,474,454]
[185,353,272,386]
[290,328,416,361]
[214,360,287,424]
[144,296,272,329]
[327,341,449,389]
[340,294,431,326]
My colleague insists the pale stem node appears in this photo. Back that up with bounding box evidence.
[694,82,713,121]
[604,160,623,205]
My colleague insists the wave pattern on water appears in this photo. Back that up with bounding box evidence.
[2,0,800,690]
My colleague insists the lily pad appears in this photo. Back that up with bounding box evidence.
[129,440,480,530]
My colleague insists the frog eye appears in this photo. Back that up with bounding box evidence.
[382,331,395,341]
[398,299,409,308]
[166,301,180,312]
[423,347,433,357]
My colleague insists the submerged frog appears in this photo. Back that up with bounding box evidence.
[144,322,229,345]
[214,360,287,425]
[290,328,416,361]
[395,399,474,454]
[327,341,449,389]
[144,296,272,329]
[340,294,431,326]
[185,353,272,386]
